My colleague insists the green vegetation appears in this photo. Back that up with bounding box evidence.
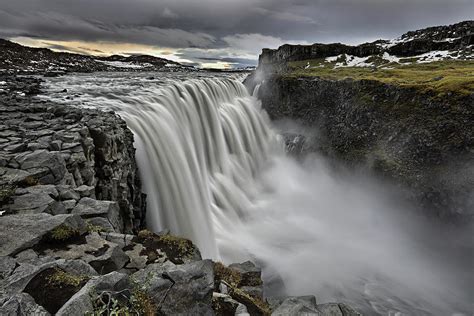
[138,229,197,264]
[47,268,88,288]
[50,224,79,241]
[286,59,474,95]
[87,279,156,316]
[86,221,106,234]
[0,184,16,205]
[214,262,242,287]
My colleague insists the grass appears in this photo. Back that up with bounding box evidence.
[47,267,88,288]
[49,224,80,241]
[286,59,474,96]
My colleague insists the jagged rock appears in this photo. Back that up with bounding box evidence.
[100,232,135,248]
[212,292,249,316]
[0,167,31,185]
[132,259,214,315]
[8,185,58,214]
[72,197,122,232]
[0,213,87,256]
[40,232,129,275]
[86,217,115,233]
[56,271,130,316]
[271,296,319,316]
[0,293,50,316]
[1,259,96,296]
[0,256,17,283]
[133,230,202,265]
[15,150,67,184]
[56,185,80,201]
[240,285,263,299]
[74,185,95,198]
[229,261,263,287]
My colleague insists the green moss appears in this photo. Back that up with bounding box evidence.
[47,268,88,288]
[137,230,197,264]
[286,60,474,96]
[228,286,272,316]
[50,224,79,241]
[0,184,16,204]
[86,222,105,233]
[87,280,156,316]
[214,262,242,287]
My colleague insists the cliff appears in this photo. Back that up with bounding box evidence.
[249,21,474,219]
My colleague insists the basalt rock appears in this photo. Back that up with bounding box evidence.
[255,75,474,219]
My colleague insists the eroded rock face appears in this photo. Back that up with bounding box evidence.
[256,75,474,219]
[0,75,145,232]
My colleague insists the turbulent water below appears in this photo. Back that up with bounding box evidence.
[43,71,472,315]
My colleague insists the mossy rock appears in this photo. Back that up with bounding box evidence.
[135,230,201,264]
[0,184,16,205]
[228,286,271,316]
[24,267,89,314]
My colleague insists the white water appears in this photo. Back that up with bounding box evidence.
[43,72,473,315]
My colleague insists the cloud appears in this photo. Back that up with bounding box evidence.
[162,8,178,19]
[253,7,318,25]
[1,0,472,68]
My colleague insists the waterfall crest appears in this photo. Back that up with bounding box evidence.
[120,78,280,258]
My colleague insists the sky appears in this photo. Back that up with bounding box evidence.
[0,0,472,68]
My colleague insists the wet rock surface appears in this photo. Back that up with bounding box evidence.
[255,75,474,220]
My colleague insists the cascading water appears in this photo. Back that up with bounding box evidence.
[43,73,472,315]
[121,78,281,259]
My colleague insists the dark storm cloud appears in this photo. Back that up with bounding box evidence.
[0,0,472,67]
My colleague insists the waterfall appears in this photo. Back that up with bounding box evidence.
[119,78,280,258]
[42,73,472,314]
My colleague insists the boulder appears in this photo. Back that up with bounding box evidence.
[132,259,214,315]
[229,261,263,287]
[72,198,122,232]
[0,213,87,256]
[8,185,58,214]
[56,271,130,316]
[212,292,249,316]
[40,232,129,275]
[15,150,67,184]
[0,293,50,316]
[271,296,319,316]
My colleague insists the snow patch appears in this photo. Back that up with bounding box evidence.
[96,60,148,69]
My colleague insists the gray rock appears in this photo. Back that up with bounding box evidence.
[41,232,129,275]
[132,259,214,315]
[100,232,134,248]
[0,256,17,282]
[15,150,67,184]
[72,197,122,232]
[0,213,87,256]
[0,167,31,185]
[272,296,320,316]
[0,293,50,316]
[123,243,147,270]
[8,185,58,214]
[212,292,249,316]
[57,185,81,201]
[86,217,115,233]
[240,285,263,299]
[56,271,130,316]
[229,261,262,286]
[1,259,95,296]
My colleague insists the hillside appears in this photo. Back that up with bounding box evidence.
[0,39,193,74]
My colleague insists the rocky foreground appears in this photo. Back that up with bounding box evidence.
[0,76,360,315]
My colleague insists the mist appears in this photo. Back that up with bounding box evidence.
[217,123,473,315]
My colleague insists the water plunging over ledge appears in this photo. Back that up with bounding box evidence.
[42,72,473,315]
